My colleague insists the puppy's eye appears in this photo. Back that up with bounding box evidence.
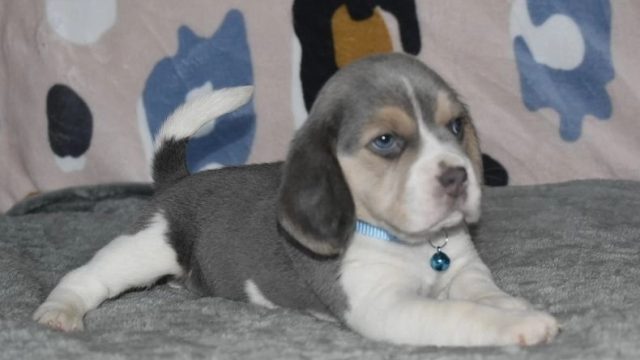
[369,134,404,158]
[447,117,464,139]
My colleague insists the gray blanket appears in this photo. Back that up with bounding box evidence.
[1,180,639,359]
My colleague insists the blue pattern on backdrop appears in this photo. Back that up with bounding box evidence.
[514,0,614,142]
[143,10,255,171]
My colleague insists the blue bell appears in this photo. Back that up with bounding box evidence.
[430,249,450,272]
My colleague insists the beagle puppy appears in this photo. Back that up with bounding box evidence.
[34,54,558,346]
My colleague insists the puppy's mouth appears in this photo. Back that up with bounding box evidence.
[385,188,481,243]
[440,182,481,225]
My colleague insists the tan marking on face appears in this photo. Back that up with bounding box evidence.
[339,107,421,235]
[359,106,417,146]
[339,148,416,235]
[434,91,463,127]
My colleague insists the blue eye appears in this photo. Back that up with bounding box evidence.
[369,134,404,157]
[447,117,464,139]
[373,134,395,149]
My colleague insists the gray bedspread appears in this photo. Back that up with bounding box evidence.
[1,180,639,359]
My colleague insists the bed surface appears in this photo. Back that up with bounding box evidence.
[1,180,639,359]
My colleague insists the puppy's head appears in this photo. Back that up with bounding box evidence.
[278,54,482,255]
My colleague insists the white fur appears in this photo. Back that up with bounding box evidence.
[154,86,253,149]
[409,122,482,227]
[244,279,277,309]
[33,212,182,331]
[398,78,482,238]
[403,77,424,125]
[340,227,558,346]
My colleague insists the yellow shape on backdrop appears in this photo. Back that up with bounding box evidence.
[331,5,392,68]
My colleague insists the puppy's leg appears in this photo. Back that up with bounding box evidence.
[341,236,558,346]
[33,212,182,331]
[344,292,557,347]
[439,254,536,311]
[342,267,558,346]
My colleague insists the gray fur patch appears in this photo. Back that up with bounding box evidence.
[156,163,344,316]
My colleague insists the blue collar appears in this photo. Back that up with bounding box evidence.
[355,219,399,243]
[354,219,452,272]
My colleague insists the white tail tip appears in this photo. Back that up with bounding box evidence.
[154,85,254,149]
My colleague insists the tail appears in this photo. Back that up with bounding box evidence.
[152,86,253,189]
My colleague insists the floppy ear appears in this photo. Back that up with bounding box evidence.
[462,115,484,185]
[277,122,355,256]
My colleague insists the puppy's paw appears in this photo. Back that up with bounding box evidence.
[33,301,85,332]
[497,311,558,346]
[476,295,533,311]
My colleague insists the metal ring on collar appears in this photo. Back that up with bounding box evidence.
[429,228,449,250]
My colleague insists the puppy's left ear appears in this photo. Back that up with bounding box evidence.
[463,115,484,185]
[277,122,355,256]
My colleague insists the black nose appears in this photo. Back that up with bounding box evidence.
[438,167,467,197]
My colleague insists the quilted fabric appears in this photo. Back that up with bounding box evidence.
[1,180,639,359]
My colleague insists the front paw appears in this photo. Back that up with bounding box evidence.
[476,295,533,311]
[33,301,85,332]
[497,310,559,346]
